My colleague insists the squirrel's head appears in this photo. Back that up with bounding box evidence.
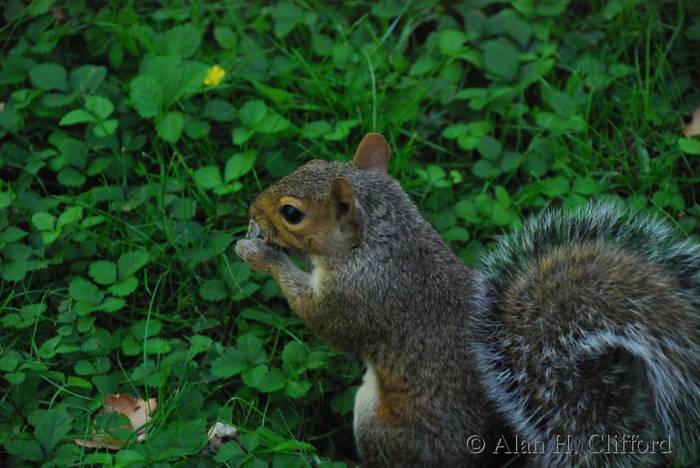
[246,133,391,259]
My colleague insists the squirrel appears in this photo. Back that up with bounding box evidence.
[235,133,700,467]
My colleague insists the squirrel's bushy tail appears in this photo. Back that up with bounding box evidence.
[474,202,700,466]
[573,322,700,448]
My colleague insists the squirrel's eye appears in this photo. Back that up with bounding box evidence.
[280,205,305,225]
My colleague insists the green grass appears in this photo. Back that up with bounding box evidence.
[1,0,699,466]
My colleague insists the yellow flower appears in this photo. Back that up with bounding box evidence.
[204,65,226,86]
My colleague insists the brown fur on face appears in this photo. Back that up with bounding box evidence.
[247,133,390,259]
[249,179,339,256]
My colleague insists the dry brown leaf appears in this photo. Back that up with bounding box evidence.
[207,422,239,452]
[75,394,157,450]
[682,107,700,137]
[74,434,125,450]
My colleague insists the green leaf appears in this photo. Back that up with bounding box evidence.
[160,25,201,58]
[573,177,601,195]
[238,335,266,366]
[57,206,83,229]
[472,159,499,179]
[438,30,466,55]
[141,56,207,105]
[184,117,210,139]
[1,260,27,282]
[232,126,253,145]
[145,338,172,354]
[194,166,223,190]
[131,319,163,340]
[257,112,290,134]
[94,118,118,137]
[1,226,27,243]
[214,26,238,49]
[603,0,622,20]
[331,386,358,415]
[31,212,55,231]
[270,439,315,452]
[38,336,61,358]
[156,111,184,143]
[443,226,470,241]
[99,296,125,313]
[250,365,286,393]
[70,65,107,93]
[678,137,700,155]
[455,200,479,223]
[5,439,44,461]
[202,99,236,122]
[199,279,228,301]
[59,109,96,125]
[29,408,72,455]
[108,276,139,297]
[282,341,308,375]
[482,38,521,81]
[410,55,437,76]
[118,251,150,280]
[130,76,163,118]
[541,176,570,197]
[57,137,88,168]
[0,191,14,210]
[6,372,26,384]
[69,277,104,304]
[84,95,114,119]
[545,90,577,117]
[67,376,93,389]
[239,100,267,128]
[57,168,85,187]
[74,358,110,375]
[169,196,197,220]
[115,449,146,465]
[189,335,213,354]
[494,186,511,207]
[285,380,312,399]
[301,120,332,139]
[224,151,257,182]
[323,119,359,141]
[0,354,18,372]
[476,136,502,161]
[29,63,69,91]
[214,441,245,463]
[84,453,113,465]
[272,1,305,38]
[211,349,247,378]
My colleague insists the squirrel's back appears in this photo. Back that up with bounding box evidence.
[472,203,700,467]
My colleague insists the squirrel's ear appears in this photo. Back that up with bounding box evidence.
[352,133,390,173]
[328,177,358,223]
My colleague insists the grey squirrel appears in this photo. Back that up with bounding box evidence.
[235,133,700,467]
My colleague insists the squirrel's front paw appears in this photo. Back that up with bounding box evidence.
[235,238,286,274]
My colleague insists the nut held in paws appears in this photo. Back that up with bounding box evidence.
[245,220,265,240]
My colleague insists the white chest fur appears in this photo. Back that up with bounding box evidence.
[309,256,325,296]
[353,363,380,432]
[310,265,324,294]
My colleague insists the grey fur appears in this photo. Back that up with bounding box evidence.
[237,160,700,468]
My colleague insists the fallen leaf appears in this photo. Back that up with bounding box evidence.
[75,394,156,450]
[51,7,66,20]
[682,107,700,137]
[207,421,239,452]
